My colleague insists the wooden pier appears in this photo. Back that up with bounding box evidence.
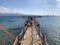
[13,17,48,45]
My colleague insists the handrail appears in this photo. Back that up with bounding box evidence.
[0,26,15,39]
[42,33,48,45]
[33,19,48,45]
[14,26,27,45]
[13,26,27,45]
[18,26,27,40]
[13,17,48,45]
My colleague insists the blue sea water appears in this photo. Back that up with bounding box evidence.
[37,16,60,45]
[0,16,27,45]
[0,16,60,45]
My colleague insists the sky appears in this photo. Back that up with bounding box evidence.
[0,0,60,16]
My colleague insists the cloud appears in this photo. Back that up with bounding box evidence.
[56,0,60,5]
[57,0,60,1]
[0,7,60,16]
[0,7,51,15]
[0,7,24,14]
[0,7,10,13]
[28,0,57,6]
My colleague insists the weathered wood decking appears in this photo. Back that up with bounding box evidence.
[13,17,48,45]
[20,19,42,45]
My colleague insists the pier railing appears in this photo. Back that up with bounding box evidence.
[34,19,48,45]
[13,17,48,45]
[13,26,27,45]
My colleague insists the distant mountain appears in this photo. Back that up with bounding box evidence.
[0,13,42,17]
[0,13,26,16]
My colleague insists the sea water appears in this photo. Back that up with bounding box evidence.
[0,16,26,45]
[38,16,60,45]
[0,16,60,45]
